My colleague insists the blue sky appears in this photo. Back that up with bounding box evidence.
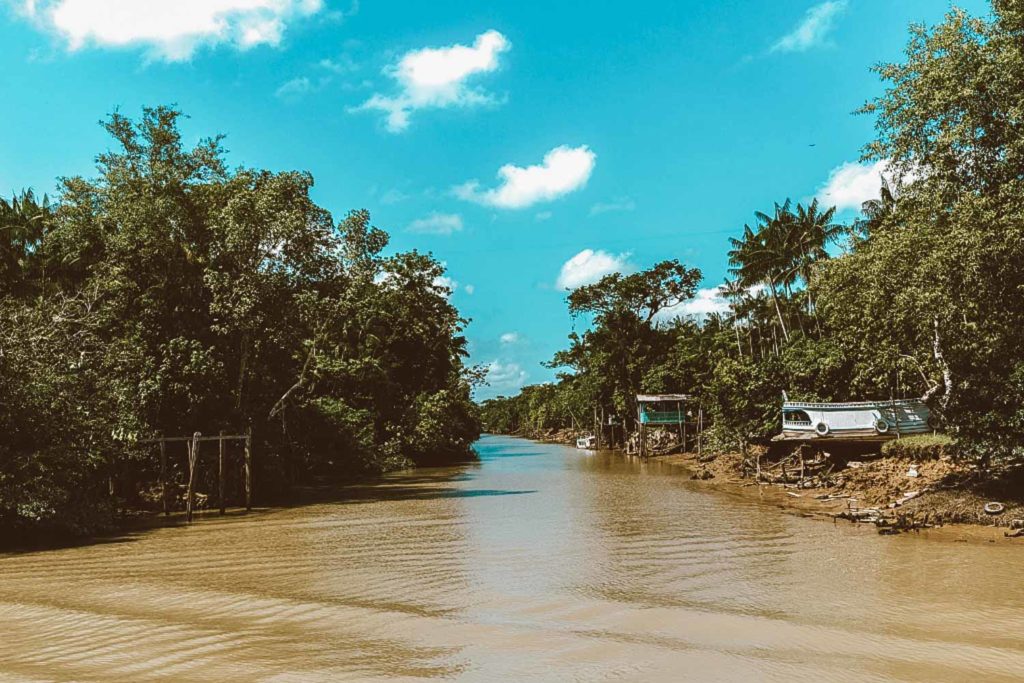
[0,0,989,398]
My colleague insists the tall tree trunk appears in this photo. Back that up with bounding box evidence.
[768,280,790,343]
[932,317,954,411]
[734,320,744,358]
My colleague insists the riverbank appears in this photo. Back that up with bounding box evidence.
[653,448,1024,545]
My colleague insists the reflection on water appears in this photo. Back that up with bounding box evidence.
[2,435,1023,682]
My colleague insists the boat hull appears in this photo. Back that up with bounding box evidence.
[776,399,932,443]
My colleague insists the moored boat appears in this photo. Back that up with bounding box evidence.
[775,399,933,442]
[576,435,597,450]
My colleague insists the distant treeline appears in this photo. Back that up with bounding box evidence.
[481,4,1024,466]
[0,108,480,539]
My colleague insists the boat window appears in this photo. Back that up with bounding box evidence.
[783,410,811,424]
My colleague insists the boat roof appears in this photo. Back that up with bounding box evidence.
[783,399,926,409]
[637,393,690,402]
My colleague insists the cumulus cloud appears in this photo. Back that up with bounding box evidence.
[485,360,527,391]
[816,159,892,211]
[654,283,768,323]
[500,332,520,345]
[771,0,847,53]
[654,286,730,323]
[407,212,463,235]
[357,29,509,132]
[432,274,457,296]
[456,145,596,209]
[556,249,633,290]
[590,197,635,215]
[21,0,324,61]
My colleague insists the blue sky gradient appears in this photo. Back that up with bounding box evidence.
[0,0,989,397]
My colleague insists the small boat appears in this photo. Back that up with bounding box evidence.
[775,399,933,442]
[576,435,597,450]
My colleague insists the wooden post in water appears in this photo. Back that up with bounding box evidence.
[697,407,703,457]
[160,438,168,517]
[185,432,200,523]
[218,430,226,516]
[244,427,253,512]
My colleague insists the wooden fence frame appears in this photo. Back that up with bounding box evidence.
[138,428,252,522]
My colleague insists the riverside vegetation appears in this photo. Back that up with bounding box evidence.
[0,108,481,542]
[481,4,1024,524]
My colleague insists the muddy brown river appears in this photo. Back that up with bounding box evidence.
[1,434,1023,681]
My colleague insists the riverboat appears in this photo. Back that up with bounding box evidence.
[576,435,597,450]
[775,399,933,442]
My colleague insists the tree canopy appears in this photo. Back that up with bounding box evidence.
[0,106,481,540]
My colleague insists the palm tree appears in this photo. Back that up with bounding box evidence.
[854,176,897,240]
[728,200,794,343]
[790,199,841,317]
[720,277,747,358]
[0,190,50,297]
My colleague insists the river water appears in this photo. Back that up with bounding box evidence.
[1,434,1023,682]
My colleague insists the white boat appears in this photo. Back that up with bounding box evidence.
[576,435,597,450]
[777,399,933,442]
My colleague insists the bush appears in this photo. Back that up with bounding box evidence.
[881,434,957,461]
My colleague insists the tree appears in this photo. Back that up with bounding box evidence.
[818,2,1024,461]
[552,260,701,430]
[0,106,481,538]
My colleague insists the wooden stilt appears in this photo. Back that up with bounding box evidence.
[244,427,252,512]
[185,432,200,523]
[697,407,704,457]
[219,430,226,516]
[677,400,684,452]
[160,439,168,517]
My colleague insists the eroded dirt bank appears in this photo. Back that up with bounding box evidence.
[655,447,1024,545]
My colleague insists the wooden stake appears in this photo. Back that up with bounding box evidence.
[185,432,200,523]
[218,431,225,516]
[244,427,252,512]
[160,439,168,517]
[697,407,704,457]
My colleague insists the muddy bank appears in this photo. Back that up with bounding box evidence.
[655,447,1024,545]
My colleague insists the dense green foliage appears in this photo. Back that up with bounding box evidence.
[482,3,1024,467]
[0,107,480,538]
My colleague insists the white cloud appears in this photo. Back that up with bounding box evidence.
[816,159,891,211]
[432,274,457,296]
[590,197,635,215]
[771,0,847,54]
[463,284,475,295]
[275,75,312,99]
[654,283,768,323]
[534,211,552,222]
[22,0,324,61]
[456,145,596,209]
[357,29,509,132]
[655,286,729,323]
[379,188,411,205]
[556,249,633,290]
[486,360,527,391]
[500,332,520,345]
[407,212,463,235]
